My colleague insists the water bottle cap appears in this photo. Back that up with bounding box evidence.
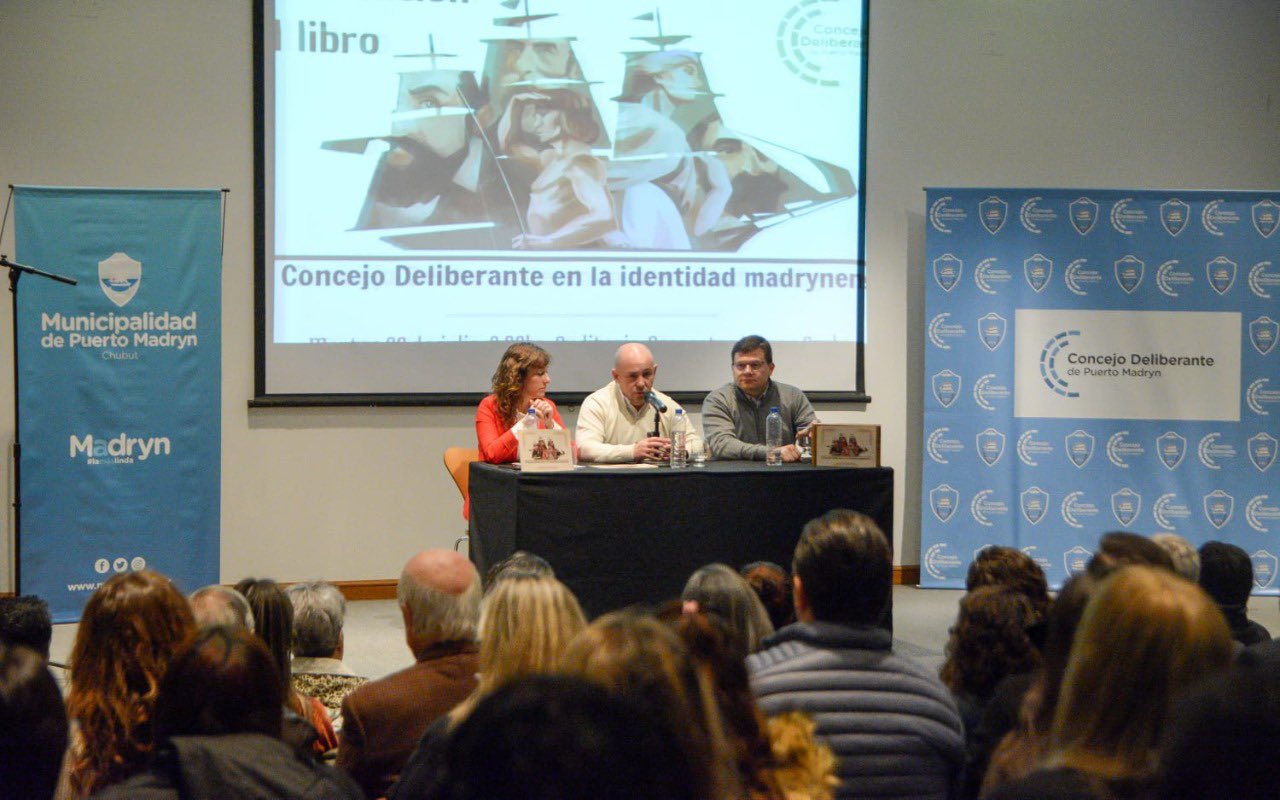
[674,408,684,416]
[770,406,779,413]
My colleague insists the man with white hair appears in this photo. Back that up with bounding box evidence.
[575,342,702,463]
[337,550,481,799]
[188,584,255,632]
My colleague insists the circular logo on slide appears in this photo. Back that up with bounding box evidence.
[777,0,861,86]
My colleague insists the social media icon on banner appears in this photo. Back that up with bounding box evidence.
[1249,316,1278,356]
[1020,486,1049,525]
[930,484,960,523]
[933,254,963,292]
[979,196,1008,234]
[976,428,1006,466]
[1114,255,1145,294]
[978,313,1007,351]
[1156,431,1187,470]
[1207,256,1237,295]
[932,370,961,408]
[1111,488,1142,527]
[98,252,142,308]
[1160,198,1190,237]
[1249,433,1277,472]
[1065,430,1095,468]
[1252,199,1279,238]
[1064,545,1093,576]
[1204,490,1235,529]
[1069,197,1099,235]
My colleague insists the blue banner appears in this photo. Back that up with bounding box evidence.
[922,188,1280,590]
[15,187,222,621]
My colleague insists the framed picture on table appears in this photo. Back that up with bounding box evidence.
[518,428,575,472]
[811,424,880,467]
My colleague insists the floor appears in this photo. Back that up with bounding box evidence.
[48,587,1280,682]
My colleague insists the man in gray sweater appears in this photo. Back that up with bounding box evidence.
[702,335,816,461]
[747,509,964,800]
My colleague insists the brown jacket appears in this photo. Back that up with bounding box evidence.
[337,641,478,799]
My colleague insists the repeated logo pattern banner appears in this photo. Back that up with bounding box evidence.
[922,188,1280,590]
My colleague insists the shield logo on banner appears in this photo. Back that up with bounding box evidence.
[1024,254,1053,293]
[1064,545,1093,576]
[1249,433,1277,472]
[979,196,1008,234]
[930,485,960,523]
[1065,430,1095,468]
[1069,197,1098,235]
[1160,198,1190,236]
[976,428,1006,466]
[1254,199,1280,238]
[933,254,963,292]
[978,313,1007,351]
[1249,316,1279,355]
[1204,490,1234,529]
[932,370,961,408]
[1252,551,1279,590]
[1114,255,1144,294]
[1020,487,1049,525]
[1156,431,1187,470]
[1111,488,1142,528]
[1207,257,1237,295]
[98,252,142,308]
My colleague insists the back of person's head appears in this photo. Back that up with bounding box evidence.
[940,585,1040,699]
[68,570,197,795]
[155,626,284,740]
[1028,572,1099,733]
[965,546,1051,622]
[792,509,890,627]
[398,550,482,647]
[285,580,346,659]
[740,561,794,631]
[483,550,554,593]
[1157,667,1280,800]
[233,578,295,699]
[561,610,731,800]
[682,563,775,655]
[436,674,699,800]
[1086,531,1175,578]
[1052,566,1233,782]
[0,643,68,800]
[476,575,585,694]
[188,585,255,633]
[1197,541,1254,608]
[1152,533,1201,582]
[0,595,53,659]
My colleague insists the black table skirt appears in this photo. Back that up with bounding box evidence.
[469,461,895,623]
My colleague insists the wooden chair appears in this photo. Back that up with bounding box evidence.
[443,447,479,552]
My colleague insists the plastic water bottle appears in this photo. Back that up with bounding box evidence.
[522,408,538,431]
[670,408,688,469]
[766,406,784,466]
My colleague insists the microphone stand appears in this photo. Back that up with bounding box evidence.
[3,255,77,592]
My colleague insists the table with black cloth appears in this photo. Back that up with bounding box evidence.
[468,461,894,622]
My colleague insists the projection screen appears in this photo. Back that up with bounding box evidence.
[255,0,868,403]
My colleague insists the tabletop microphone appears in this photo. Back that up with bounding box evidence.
[645,390,667,413]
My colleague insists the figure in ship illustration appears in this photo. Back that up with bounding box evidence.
[322,1,857,253]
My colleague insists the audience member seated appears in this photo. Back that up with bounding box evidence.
[1086,530,1175,577]
[0,594,54,659]
[986,566,1233,800]
[740,561,795,631]
[481,549,554,592]
[940,586,1041,744]
[65,570,197,797]
[1155,665,1280,800]
[188,584,255,631]
[338,550,481,799]
[980,573,1099,798]
[965,546,1051,626]
[1152,533,1201,582]
[562,609,733,799]
[747,510,964,800]
[0,642,68,800]
[428,674,701,800]
[681,563,775,654]
[93,626,362,800]
[1197,540,1271,647]
[235,578,338,757]
[475,342,568,466]
[285,581,367,724]
[390,574,586,799]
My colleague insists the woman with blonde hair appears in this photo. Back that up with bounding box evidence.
[474,342,567,465]
[64,570,197,796]
[390,575,586,798]
[986,566,1233,800]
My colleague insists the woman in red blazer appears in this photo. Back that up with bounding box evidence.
[475,342,567,464]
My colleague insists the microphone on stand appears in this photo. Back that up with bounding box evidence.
[646,390,666,439]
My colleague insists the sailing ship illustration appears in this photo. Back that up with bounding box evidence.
[321,1,857,252]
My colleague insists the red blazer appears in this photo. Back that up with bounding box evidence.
[475,393,566,464]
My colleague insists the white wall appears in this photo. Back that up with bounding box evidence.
[1,0,1277,590]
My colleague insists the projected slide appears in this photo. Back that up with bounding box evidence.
[262,0,866,396]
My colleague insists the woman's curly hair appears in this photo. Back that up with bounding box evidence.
[491,342,550,427]
[940,585,1040,699]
